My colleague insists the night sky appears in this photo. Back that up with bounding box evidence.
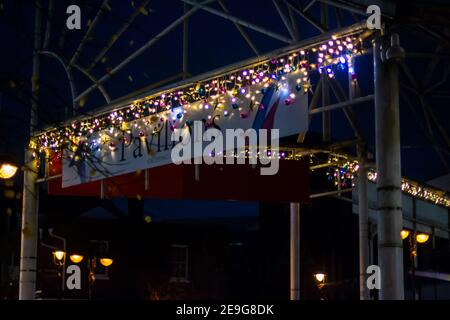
[0,0,449,186]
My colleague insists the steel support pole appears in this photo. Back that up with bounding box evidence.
[353,51,369,300]
[19,0,41,300]
[19,150,39,301]
[322,74,331,142]
[411,198,418,300]
[373,35,404,300]
[358,161,370,300]
[290,202,300,300]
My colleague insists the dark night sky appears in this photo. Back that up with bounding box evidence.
[0,0,449,187]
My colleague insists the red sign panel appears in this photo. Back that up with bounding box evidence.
[48,158,310,203]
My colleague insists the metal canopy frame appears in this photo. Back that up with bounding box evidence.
[17,0,450,302]
[34,20,368,136]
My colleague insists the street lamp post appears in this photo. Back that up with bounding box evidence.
[19,0,42,300]
[401,229,430,300]
[314,272,326,300]
[51,251,114,300]
[52,250,66,299]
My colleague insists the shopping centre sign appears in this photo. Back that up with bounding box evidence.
[62,72,308,188]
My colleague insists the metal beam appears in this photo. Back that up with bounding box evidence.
[43,0,53,49]
[298,75,323,143]
[69,0,109,67]
[183,2,190,78]
[107,72,184,106]
[58,24,67,51]
[73,64,111,104]
[217,0,260,55]
[316,0,367,17]
[87,0,151,72]
[422,44,446,88]
[423,65,450,95]
[328,77,363,139]
[309,95,374,114]
[288,4,300,40]
[74,0,215,103]
[303,0,317,12]
[283,0,327,33]
[409,62,450,169]
[309,76,323,112]
[39,51,77,116]
[426,105,450,149]
[399,62,419,91]
[181,0,294,43]
[399,89,450,171]
[40,50,111,105]
[36,21,368,135]
[321,3,330,142]
[273,0,297,40]
[322,75,331,142]
[335,7,344,28]
[416,25,450,46]
[75,0,209,101]
[310,188,353,198]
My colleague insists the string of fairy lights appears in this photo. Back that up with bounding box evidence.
[325,156,450,208]
[30,33,365,158]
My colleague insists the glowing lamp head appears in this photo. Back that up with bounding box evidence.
[0,162,18,179]
[70,254,84,264]
[400,230,410,240]
[314,273,325,283]
[100,258,114,267]
[416,233,429,244]
[0,163,18,179]
[53,250,66,261]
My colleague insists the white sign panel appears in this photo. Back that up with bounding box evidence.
[62,73,308,187]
